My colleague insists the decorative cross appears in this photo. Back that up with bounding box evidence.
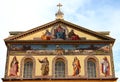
[57,3,62,10]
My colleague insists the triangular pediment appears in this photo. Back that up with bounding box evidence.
[4,19,115,42]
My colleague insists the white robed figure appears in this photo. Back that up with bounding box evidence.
[101,57,110,77]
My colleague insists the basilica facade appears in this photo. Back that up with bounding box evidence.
[2,4,117,82]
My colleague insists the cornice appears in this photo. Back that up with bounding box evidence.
[2,77,118,81]
[5,40,115,45]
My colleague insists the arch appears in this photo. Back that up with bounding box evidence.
[84,56,100,78]
[55,59,65,77]
[23,58,33,78]
[87,59,96,78]
[20,56,36,78]
[52,56,68,78]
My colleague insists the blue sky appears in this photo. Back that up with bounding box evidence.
[0,0,120,82]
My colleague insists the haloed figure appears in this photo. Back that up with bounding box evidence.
[101,57,110,77]
[9,56,19,76]
[38,57,49,76]
[72,57,81,76]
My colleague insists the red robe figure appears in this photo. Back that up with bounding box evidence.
[9,56,19,76]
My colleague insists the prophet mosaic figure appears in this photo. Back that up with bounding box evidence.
[72,57,81,76]
[38,57,49,76]
[45,30,52,40]
[101,57,110,77]
[41,30,52,40]
[9,56,19,76]
[68,29,80,40]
